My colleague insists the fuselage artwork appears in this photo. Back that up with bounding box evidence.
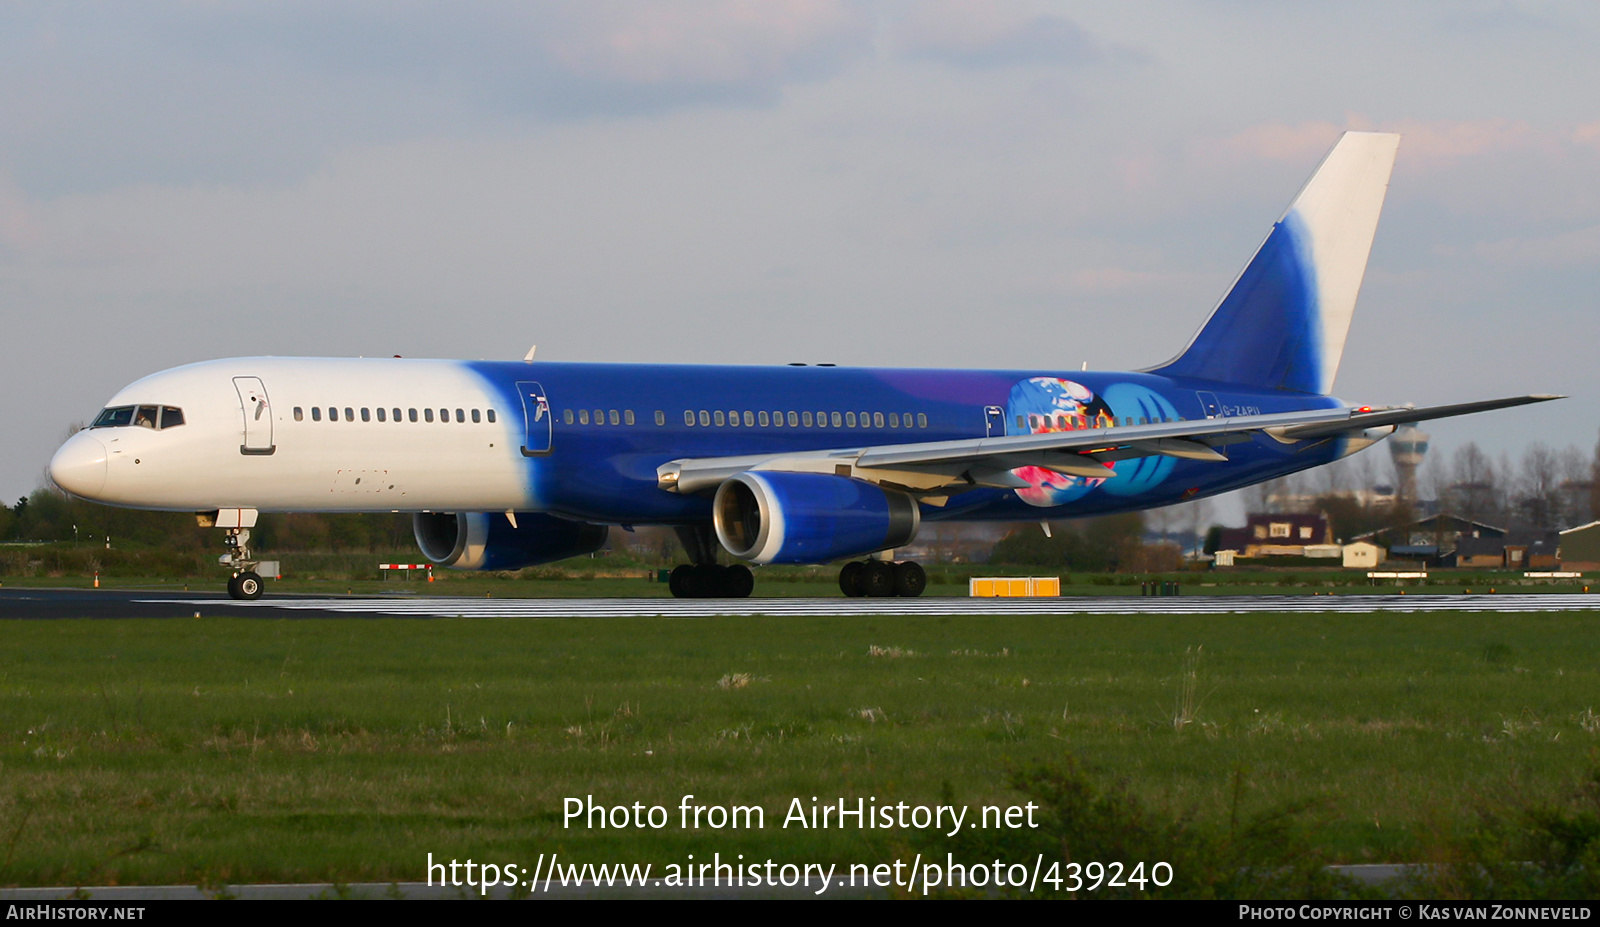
[48,132,1558,599]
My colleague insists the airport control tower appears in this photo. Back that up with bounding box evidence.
[1389,422,1430,503]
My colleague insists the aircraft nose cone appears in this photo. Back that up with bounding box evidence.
[50,432,108,498]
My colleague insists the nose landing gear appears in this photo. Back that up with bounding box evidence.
[227,569,264,600]
[220,527,265,600]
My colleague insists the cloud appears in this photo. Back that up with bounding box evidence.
[0,2,877,197]
[1215,117,1560,168]
[0,174,40,252]
[889,1,1117,69]
[1469,224,1600,269]
[541,1,870,86]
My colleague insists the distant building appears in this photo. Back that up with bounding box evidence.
[1505,530,1561,571]
[1355,513,1505,563]
[1452,530,1560,570]
[1559,521,1600,571]
[1266,486,1397,513]
[1216,513,1332,559]
[1342,542,1385,569]
[1453,536,1508,569]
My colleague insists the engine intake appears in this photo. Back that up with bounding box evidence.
[414,512,608,571]
[713,471,919,564]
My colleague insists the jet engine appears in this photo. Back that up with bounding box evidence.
[413,512,609,571]
[713,471,919,564]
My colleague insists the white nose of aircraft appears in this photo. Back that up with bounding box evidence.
[50,432,109,498]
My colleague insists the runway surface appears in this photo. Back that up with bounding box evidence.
[4,586,1600,619]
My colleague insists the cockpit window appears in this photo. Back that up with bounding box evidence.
[90,405,185,430]
[92,406,135,428]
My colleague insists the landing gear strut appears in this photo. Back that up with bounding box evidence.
[667,525,753,598]
[840,560,925,598]
[220,527,263,600]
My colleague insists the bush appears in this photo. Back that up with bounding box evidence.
[933,758,1365,899]
[1405,769,1600,900]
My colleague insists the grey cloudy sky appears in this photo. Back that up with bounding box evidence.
[3,1,1597,508]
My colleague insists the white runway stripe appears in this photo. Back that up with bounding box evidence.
[139,593,1600,618]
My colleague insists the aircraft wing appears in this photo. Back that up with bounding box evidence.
[657,394,1560,498]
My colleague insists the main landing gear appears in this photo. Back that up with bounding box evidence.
[668,525,754,599]
[668,563,755,599]
[839,560,926,598]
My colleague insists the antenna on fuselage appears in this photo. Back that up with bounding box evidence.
[524,345,537,363]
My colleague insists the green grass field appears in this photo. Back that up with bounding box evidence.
[2,609,1597,889]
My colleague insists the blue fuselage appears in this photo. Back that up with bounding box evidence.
[464,361,1349,526]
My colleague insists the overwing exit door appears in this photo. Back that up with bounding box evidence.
[985,405,1007,436]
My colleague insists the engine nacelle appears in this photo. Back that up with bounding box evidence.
[413,512,609,571]
[713,471,919,564]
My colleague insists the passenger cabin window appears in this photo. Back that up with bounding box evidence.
[917,413,927,428]
[564,410,575,425]
[624,410,634,426]
[803,412,814,427]
[311,407,322,422]
[487,409,496,423]
[344,407,353,421]
[714,411,726,426]
[424,409,434,422]
[579,410,590,425]
[409,408,418,422]
[393,408,402,422]
[699,411,710,426]
[439,408,448,422]
[471,409,480,423]
[294,407,304,422]
[787,412,799,426]
[377,408,386,422]
[456,409,465,423]
[361,408,371,422]
[656,411,666,426]
[845,412,857,427]
[683,410,694,426]
[832,412,843,427]
[609,410,620,425]
[759,412,770,426]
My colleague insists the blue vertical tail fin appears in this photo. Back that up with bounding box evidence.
[1149,131,1400,395]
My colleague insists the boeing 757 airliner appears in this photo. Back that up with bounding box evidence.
[48,132,1557,599]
